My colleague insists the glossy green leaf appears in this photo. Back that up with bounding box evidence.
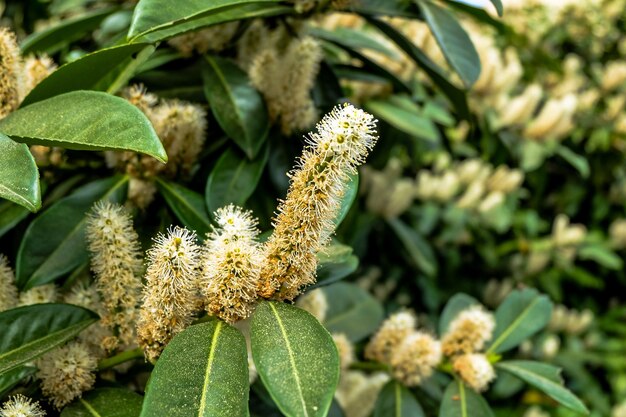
[439,380,494,417]
[0,304,98,375]
[205,146,269,214]
[365,99,440,144]
[0,366,36,397]
[314,242,359,287]
[128,0,288,42]
[156,178,212,236]
[321,282,384,342]
[62,388,144,417]
[333,174,359,228]
[251,301,340,417]
[16,176,128,290]
[1,91,166,162]
[486,288,552,354]
[554,145,590,179]
[496,361,588,414]
[0,201,29,238]
[488,0,503,16]
[203,56,268,159]
[417,0,481,88]
[141,321,249,417]
[309,27,399,58]
[387,218,437,277]
[0,134,40,212]
[21,7,116,54]
[438,293,481,336]
[374,380,425,417]
[22,43,151,106]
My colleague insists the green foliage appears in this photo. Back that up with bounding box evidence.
[62,388,144,417]
[439,380,495,417]
[373,381,426,417]
[0,133,40,211]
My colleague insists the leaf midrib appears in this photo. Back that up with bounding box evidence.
[487,298,540,354]
[157,178,210,230]
[198,321,222,416]
[79,398,103,417]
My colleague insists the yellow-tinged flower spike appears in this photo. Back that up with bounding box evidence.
[18,284,58,306]
[365,310,417,364]
[0,28,21,119]
[137,226,202,363]
[295,288,329,322]
[86,202,143,351]
[453,353,495,392]
[36,341,97,409]
[21,54,56,98]
[201,205,262,323]
[258,104,378,300]
[0,395,46,417]
[390,331,442,386]
[0,255,18,312]
[442,305,495,357]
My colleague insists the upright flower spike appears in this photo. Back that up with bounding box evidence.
[0,28,21,119]
[0,394,46,417]
[364,310,417,364]
[441,305,495,357]
[137,226,201,363]
[258,104,378,300]
[0,255,18,312]
[200,205,263,324]
[86,202,143,350]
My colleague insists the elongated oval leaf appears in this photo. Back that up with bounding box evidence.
[374,381,425,417]
[202,56,268,159]
[0,201,29,237]
[128,0,284,41]
[205,146,269,214]
[0,366,37,397]
[21,43,150,106]
[0,91,167,162]
[251,301,340,417]
[16,176,129,290]
[141,321,249,417]
[156,178,211,236]
[417,0,481,88]
[496,361,588,414]
[489,0,503,16]
[439,380,494,417]
[387,217,437,277]
[365,99,440,144]
[334,174,359,228]
[62,388,144,417]
[320,282,384,342]
[486,288,552,354]
[0,133,40,211]
[438,293,481,336]
[0,304,98,375]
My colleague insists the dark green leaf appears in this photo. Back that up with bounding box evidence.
[334,174,359,228]
[21,7,116,55]
[203,56,269,159]
[486,288,552,354]
[205,146,269,214]
[321,282,384,342]
[488,0,503,16]
[374,380,425,417]
[0,366,36,397]
[387,218,437,277]
[315,255,358,287]
[16,176,128,290]
[1,91,167,163]
[141,321,249,417]
[309,27,399,58]
[251,301,339,417]
[22,43,152,106]
[0,133,40,212]
[62,388,144,417]
[0,304,98,375]
[156,178,212,236]
[438,293,480,336]
[554,145,590,179]
[0,201,29,238]
[417,0,481,88]
[365,99,440,144]
[439,380,494,417]
[578,245,623,270]
[496,361,588,414]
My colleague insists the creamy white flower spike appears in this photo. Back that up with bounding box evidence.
[0,394,46,417]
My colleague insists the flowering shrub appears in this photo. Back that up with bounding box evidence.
[0,0,622,416]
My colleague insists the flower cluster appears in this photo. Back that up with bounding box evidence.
[0,395,46,417]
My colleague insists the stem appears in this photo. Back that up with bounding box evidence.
[349,361,391,372]
[98,347,144,370]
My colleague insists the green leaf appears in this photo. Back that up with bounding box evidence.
[309,27,399,58]
[554,145,590,178]
[438,293,480,336]
[0,201,29,238]
[439,380,494,417]
[374,380,425,417]
[321,282,384,342]
[417,0,481,88]
[21,43,152,106]
[62,388,144,417]
[141,321,249,417]
[205,146,269,214]
[578,245,623,270]
[387,218,437,277]
[0,133,40,212]
[334,173,359,228]
[202,56,269,159]
[488,0,503,16]
[128,0,289,43]
[486,288,552,354]
[0,304,98,375]
[16,176,128,290]
[156,178,212,236]
[0,366,37,397]
[21,7,116,55]
[496,361,588,414]
[251,301,340,417]
[365,99,440,144]
[0,91,167,163]
[315,255,358,287]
